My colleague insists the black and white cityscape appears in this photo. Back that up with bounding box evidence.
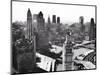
[11,1,96,75]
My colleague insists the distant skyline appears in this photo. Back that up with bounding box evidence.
[12,1,95,24]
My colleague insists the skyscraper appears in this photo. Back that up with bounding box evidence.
[26,8,36,70]
[57,17,60,24]
[37,11,45,32]
[79,16,85,32]
[33,14,38,32]
[52,15,56,23]
[36,11,49,48]
[79,16,84,24]
[27,8,33,40]
[89,18,96,40]
[48,16,51,24]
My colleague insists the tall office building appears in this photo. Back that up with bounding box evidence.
[79,16,84,24]
[52,15,56,23]
[33,14,38,32]
[27,8,33,40]
[26,8,36,69]
[48,16,51,24]
[36,11,49,48]
[89,18,96,40]
[37,11,45,32]
[79,16,85,32]
[57,17,60,24]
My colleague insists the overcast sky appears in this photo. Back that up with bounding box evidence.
[12,1,95,24]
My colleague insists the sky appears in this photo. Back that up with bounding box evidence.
[12,1,95,24]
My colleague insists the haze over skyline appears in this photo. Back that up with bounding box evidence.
[12,1,95,24]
